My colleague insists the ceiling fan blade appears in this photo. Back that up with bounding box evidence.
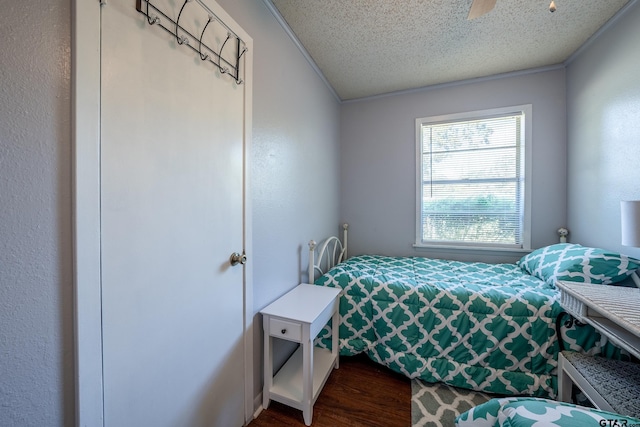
[467,0,497,20]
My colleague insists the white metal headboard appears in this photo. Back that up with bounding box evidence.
[308,223,349,283]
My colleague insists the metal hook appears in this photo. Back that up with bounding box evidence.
[175,0,192,46]
[136,0,247,83]
[145,0,160,25]
[217,32,231,74]
[235,45,247,84]
[198,16,213,61]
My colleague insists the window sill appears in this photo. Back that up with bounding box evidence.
[412,243,532,257]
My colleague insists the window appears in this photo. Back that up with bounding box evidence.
[415,105,531,250]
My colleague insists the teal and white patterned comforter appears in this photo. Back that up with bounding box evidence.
[314,255,620,398]
[456,397,640,426]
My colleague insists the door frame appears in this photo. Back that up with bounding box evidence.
[71,1,253,425]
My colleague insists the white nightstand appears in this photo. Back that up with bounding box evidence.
[261,284,341,426]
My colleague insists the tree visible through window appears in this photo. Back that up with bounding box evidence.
[416,106,530,249]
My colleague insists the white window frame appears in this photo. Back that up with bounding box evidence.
[414,104,532,252]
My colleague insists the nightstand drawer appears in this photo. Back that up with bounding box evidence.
[269,318,302,342]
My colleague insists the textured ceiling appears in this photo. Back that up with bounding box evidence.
[268,0,631,100]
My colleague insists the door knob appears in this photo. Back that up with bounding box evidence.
[229,252,247,266]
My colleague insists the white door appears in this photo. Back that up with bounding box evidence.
[100,1,249,425]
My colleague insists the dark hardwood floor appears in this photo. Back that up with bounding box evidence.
[249,354,411,427]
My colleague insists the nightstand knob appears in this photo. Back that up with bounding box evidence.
[281,329,287,334]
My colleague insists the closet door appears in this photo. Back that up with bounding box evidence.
[100,1,248,425]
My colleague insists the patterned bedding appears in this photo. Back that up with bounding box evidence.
[455,397,640,426]
[313,254,621,398]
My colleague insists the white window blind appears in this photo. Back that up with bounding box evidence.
[417,107,529,249]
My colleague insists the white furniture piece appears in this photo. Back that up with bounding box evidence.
[261,284,341,425]
[557,281,640,417]
[308,223,348,283]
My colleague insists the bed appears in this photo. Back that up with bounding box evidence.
[455,397,640,426]
[308,224,639,398]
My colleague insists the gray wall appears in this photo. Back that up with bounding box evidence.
[566,1,640,259]
[0,1,75,426]
[340,69,568,263]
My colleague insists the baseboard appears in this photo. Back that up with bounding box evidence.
[252,392,263,420]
